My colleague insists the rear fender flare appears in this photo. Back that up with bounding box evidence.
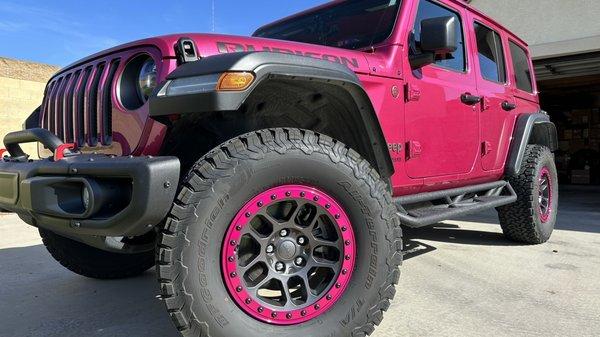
[506,112,558,175]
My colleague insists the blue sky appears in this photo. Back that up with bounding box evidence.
[0,0,327,66]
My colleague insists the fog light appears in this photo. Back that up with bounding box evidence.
[82,187,90,211]
[217,72,254,91]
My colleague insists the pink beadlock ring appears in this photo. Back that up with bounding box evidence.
[222,185,356,325]
[538,167,553,223]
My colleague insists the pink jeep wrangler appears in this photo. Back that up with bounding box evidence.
[0,0,558,336]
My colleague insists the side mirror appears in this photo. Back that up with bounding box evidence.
[410,16,458,69]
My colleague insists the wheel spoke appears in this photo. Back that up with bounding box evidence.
[256,210,283,230]
[237,259,260,275]
[313,237,339,248]
[300,271,319,303]
[307,255,341,270]
[245,228,271,248]
[247,271,275,291]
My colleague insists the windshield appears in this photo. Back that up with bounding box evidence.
[253,0,401,50]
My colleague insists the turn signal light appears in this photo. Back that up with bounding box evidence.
[217,72,255,91]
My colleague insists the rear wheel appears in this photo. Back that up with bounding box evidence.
[39,229,156,279]
[498,145,558,244]
[157,128,402,337]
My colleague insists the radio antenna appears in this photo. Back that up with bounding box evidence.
[211,0,215,32]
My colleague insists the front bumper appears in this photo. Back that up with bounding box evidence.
[0,129,180,238]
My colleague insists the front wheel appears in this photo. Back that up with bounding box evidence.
[39,229,156,279]
[157,128,402,337]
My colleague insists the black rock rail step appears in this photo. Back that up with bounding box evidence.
[393,180,517,228]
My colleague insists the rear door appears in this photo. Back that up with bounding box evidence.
[403,0,479,178]
[506,39,540,114]
[468,15,516,171]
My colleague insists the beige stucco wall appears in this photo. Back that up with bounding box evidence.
[0,57,59,158]
[470,0,600,59]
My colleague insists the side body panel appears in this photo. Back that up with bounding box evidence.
[387,0,541,196]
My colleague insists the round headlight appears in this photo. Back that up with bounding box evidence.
[137,59,157,102]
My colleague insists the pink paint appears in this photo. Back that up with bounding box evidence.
[40,0,541,197]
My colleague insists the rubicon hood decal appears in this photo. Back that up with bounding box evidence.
[217,41,360,69]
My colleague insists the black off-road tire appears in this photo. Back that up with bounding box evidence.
[157,128,402,337]
[39,229,155,279]
[498,145,558,244]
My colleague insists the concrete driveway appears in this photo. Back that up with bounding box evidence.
[0,186,598,337]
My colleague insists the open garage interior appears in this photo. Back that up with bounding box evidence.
[535,52,600,186]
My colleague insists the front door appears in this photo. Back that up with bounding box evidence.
[404,0,479,178]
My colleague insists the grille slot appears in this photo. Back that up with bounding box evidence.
[86,63,105,147]
[64,70,80,143]
[75,67,92,146]
[101,60,120,145]
[48,77,63,135]
[56,73,71,141]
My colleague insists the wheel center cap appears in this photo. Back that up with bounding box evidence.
[277,240,297,260]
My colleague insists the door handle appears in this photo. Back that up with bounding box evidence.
[461,93,482,105]
[502,101,517,111]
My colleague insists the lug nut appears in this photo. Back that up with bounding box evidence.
[266,244,275,254]
[279,229,289,237]
[294,257,305,266]
[297,236,307,245]
[275,262,285,272]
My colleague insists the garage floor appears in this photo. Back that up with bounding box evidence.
[0,186,598,337]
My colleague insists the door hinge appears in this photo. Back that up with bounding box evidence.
[481,96,491,111]
[406,140,422,159]
[481,141,492,156]
[404,83,421,102]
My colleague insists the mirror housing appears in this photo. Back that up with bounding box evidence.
[410,16,459,69]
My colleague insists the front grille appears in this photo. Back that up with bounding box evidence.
[41,58,120,147]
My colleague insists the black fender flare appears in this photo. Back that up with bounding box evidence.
[506,112,558,176]
[149,51,393,178]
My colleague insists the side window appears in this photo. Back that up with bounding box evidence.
[410,0,465,72]
[509,41,534,92]
[474,23,506,83]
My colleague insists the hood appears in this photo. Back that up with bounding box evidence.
[57,33,384,78]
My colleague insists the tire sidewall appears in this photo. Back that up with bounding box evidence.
[179,147,394,337]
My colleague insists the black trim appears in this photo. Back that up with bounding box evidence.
[506,112,558,175]
[0,153,180,238]
[4,128,64,159]
[24,107,41,130]
[149,52,394,178]
[394,180,517,228]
